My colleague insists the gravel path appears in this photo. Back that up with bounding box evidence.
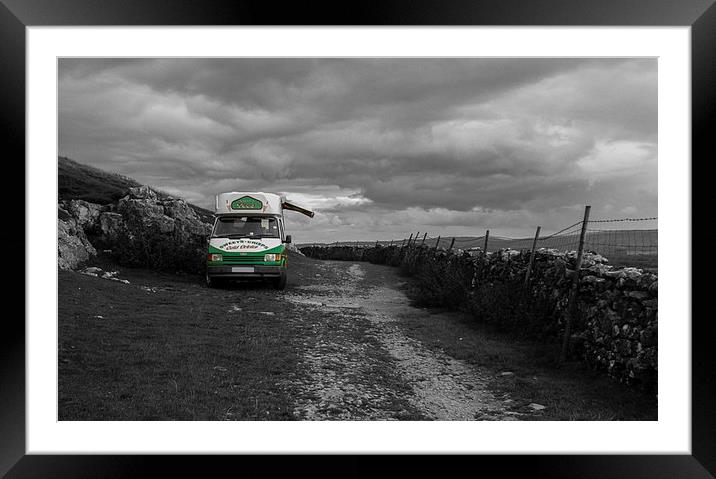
[283,260,518,420]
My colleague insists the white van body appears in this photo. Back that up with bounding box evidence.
[206,192,313,289]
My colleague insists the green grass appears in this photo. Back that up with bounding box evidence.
[58,261,306,420]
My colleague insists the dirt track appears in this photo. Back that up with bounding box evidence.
[282,259,520,420]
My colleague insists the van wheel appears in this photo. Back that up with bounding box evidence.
[274,271,287,290]
[206,272,216,288]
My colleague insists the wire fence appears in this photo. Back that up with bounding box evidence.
[583,216,657,270]
[299,209,657,272]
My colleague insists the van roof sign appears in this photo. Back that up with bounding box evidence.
[214,191,314,218]
[231,196,263,210]
[216,192,277,215]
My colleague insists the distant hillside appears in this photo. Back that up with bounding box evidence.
[432,231,657,257]
[58,156,214,223]
[301,229,657,271]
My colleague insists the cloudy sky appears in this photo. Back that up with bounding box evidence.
[58,58,657,243]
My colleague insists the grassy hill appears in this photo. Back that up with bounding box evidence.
[58,156,140,204]
[58,156,214,223]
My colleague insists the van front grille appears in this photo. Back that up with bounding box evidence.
[222,255,264,264]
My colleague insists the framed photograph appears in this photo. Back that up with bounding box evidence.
[3,0,712,476]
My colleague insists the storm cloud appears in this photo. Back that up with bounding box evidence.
[58,58,657,242]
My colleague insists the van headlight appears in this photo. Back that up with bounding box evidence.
[209,253,223,262]
[264,253,277,262]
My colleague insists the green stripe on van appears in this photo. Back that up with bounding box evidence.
[208,244,285,255]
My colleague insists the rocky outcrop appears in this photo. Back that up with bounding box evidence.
[162,197,195,220]
[115,186,211,233]
[99,212,125,238]
[117,196,175,233]
[96,186,212,273]
[58,185,213,273]
[58,206,97,270]
[62,199,103,231]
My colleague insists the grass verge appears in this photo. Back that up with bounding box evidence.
[59,256,308,420]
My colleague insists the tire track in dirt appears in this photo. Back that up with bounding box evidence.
[283,260,520,420]
[282,261,420,420]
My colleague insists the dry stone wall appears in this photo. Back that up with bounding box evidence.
[300,244,657,388]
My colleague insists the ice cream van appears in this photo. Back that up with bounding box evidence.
[205,192,314,289]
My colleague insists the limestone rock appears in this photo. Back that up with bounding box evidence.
[94,188,212,273]
[64,199,103,230]
[58,216,96,270]
[127,185,158,200]
[59,182,211,274]
[162,199,197,220]
[117,197,164,220]
[99,212,125,238]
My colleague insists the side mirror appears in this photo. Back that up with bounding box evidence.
[285,235,292,244]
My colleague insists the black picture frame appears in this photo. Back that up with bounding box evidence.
[2,0,712,477]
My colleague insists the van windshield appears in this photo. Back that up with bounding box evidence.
[212,216,280,239]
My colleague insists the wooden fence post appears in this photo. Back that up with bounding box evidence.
[560,205,591,362]
[406,234,413,248]
[448,237,455,251]
[421,232,427,245]
[524,226,542,286]
[414,232,420,247]
[483,230,490,254]
[434,235,441,251]
[389,239,393,246]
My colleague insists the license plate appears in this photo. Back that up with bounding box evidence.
[231,267,254,273]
